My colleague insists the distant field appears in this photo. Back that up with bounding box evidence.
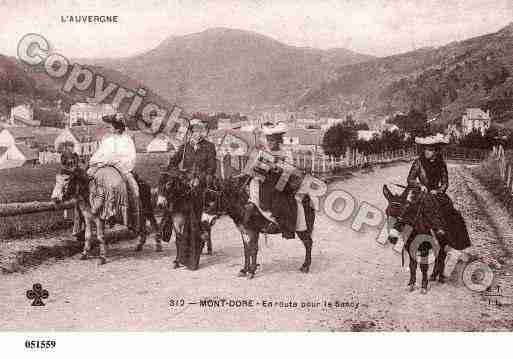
[0,153,169,239]
[0,153,169,204]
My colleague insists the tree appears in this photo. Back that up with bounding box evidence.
[321,122,357,157]
[390,108,429,137]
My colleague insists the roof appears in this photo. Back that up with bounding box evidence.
[357,130,380,141]
[1,126,60,140]
[224,129,261,148]
[15,143,38,160]
[128,130,153,151]
[11,115,41,126]
[283,128,323,145]
[69,125,111,143]
[0,146,8,157]
[70,103,117,112]
[465,108,490,120]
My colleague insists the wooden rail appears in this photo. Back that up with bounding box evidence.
[0,200,76,218]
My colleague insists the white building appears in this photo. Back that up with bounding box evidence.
[282,128,324,153]
[0,126,60,148]
[9,104,39,126]
[147,135,174,153]
[0,143,38,169]
[461,108,491,135]
[54,125,111,156]
[68,103,117,127]
[357,130,380,141]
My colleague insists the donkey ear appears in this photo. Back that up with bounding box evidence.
[383,184,393,201]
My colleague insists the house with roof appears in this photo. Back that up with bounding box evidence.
[357,130,380,141]
[0,143,38,169]
[461,108,491,136]
[217,130,259,157]
[9,104,40,126]
[282,128,324,154]
[68,102,117,127]
[0,126,61,148]
[54,125,111,155]
[147,135,175,153]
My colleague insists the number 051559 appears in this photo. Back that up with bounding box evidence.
[25,340,56,349]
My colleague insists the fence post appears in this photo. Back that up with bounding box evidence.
[507,165,512,189]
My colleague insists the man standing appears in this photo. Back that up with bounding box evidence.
[166,118,217,270]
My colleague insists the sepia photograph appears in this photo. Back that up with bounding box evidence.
[1,0,513,354]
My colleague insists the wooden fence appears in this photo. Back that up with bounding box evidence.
[442,146,489,164]
[39,151,61,165]
[219,147,416,176]
[1,146,416,220]
[492,145,513,195]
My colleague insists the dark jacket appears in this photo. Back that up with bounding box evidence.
[167,138,217,178]
[407,156,448,193]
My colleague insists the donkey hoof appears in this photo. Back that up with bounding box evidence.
[407,284,416,292]
[238,269,247,277]
[438,275,446,284]
[300,265,310,273]
[173,261,181,269]
[430,273,438,281]
[156,244,163,252]
[420,287,428,295]
[247,272,255,279]
[98,257,107,265]
[79,253,88,260]
[388,236,398,245]
[135,244,143,252]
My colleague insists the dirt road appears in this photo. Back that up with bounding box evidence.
[1,162,512,331]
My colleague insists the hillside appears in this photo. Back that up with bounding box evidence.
[0,54,173,126]
[298,22,513,127]
[88,27,373,113]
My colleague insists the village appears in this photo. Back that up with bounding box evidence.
[0,100,497,172]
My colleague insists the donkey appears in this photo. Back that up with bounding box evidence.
[382,184,447,294]
[51,166,158,265]
[204,174,315,279]
[156,169,213,270]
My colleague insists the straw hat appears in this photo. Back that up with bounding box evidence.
[262,122,288,137]
[415,133,449,146]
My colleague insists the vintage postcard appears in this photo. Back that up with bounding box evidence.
[1,0,513,350]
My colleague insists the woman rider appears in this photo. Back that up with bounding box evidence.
[244,122,315,271]
[389,133,471,281]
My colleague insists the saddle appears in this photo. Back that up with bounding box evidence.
[87,165,142,232]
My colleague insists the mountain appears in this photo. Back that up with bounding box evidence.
[89,27,373,113]
[0,54,172,126]
[298,22,513,127]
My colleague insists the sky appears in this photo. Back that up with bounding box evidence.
[0,0,512,59]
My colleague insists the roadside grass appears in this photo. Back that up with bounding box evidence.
[471,158,513,216]
[0,153,168,239]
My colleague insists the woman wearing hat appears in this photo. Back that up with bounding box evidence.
[165,117,217,269]
[390,133,470,281]
[247,122,314,242]
[87,112,142,234]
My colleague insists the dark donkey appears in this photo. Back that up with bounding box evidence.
[382,184,448,294]
[204,174,315,279]
[157,169,211,270]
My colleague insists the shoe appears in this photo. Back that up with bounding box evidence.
[262,221,281,234]
[73,231,85,242]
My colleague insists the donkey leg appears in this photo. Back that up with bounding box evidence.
[149,215,163,252]
[419,249,429,294]
[407,255,417,292]
[239,235,250,277]
[80,212,92,260]
[435,249,447,283]
[97,219,107,265]
[297,231,313,273]
[247,230,259,279]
